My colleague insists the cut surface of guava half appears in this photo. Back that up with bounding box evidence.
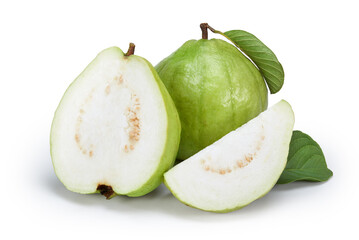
[164,100,294,212]
[50,46,181,197]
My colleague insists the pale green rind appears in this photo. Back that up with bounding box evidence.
[164,175,279,213]
[50,47,124,195]
[156,39,268,160]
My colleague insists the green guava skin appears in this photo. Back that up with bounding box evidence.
[155,39,268,160]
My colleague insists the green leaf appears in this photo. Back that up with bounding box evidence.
[222,30,284,94]
[277,130,333,184]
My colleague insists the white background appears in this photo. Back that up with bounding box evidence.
[1,0,358,239]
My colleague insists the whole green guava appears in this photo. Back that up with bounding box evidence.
[155,38,268,160]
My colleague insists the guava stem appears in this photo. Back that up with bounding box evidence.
[125,43,135,56]
[200,23,209,39]
[200,23,219,39]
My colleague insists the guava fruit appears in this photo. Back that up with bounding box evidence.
[155,26,268,160]
[164,100,294,212]
[50,44,181,198]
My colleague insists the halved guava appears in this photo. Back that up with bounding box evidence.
[164,100,294,212]
[50,46,181,198]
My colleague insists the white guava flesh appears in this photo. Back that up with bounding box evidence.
[164,100,294,212]
[50,47,181,198]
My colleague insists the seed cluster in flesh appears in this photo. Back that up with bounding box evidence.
[124,92,141,152]
[200,128,265,175]
[74,74,142,157]
[75,89,95,158]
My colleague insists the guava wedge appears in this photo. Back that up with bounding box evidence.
[164,100,294,212]
[50,45,181,198]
